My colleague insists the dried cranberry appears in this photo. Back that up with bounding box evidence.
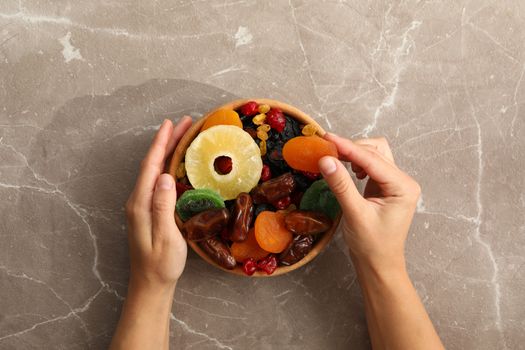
[242,258,257,276]
[176,182,192,197]
[300,170,320,180]
[260,164,272,182]
[273,196,291,210]
[214,156,232,174]
[257,255,278,275]
[266,108,286,132]
[239,101,259,116]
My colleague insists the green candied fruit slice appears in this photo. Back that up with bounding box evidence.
[176,188,225,221]
[299,179,341,220]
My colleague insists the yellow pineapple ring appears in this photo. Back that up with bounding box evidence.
[185,125,263,200]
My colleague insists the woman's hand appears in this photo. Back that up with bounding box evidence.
[111,117,193,350]
[125,117,192,289]
[318,133,444,350]
[318,134,421,273]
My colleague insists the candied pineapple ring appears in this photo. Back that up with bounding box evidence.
[185,125,263,200]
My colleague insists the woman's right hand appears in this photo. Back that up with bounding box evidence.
[318,133,421,274]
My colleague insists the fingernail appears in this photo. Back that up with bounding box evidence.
[157,173,175,190]
[319,157,337,175]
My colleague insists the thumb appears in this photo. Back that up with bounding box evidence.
[152,173,178,245]
[318,156,363,215]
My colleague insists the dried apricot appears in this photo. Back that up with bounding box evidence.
[254,211,293,253]
[201,109,242,131]
[231,228,270,262]
[282,136,338,173]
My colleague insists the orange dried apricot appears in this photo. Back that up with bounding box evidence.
[254,211,293,253]
[282,136,338,173]
[231,228,270,262]
[201,109,242,131]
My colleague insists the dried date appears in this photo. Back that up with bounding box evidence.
[200,237,236,270]
[279,235,314,266]
[284,210,332,235]
[182,208,229,241]
[251,172,296,204]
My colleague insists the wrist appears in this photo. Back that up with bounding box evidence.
[350,253,408,286]
[128,275,177,302]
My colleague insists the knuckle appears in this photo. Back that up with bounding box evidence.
[152,199,172,213]
[331,176,351,196]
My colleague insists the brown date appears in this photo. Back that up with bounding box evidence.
[230,192,254,242]
[182,208,229,241]
[199,237,237,270]
[251,173,296,204]
[284,210,332,235]
[279,235,314,266]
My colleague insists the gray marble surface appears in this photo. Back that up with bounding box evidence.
[1,0,524,349]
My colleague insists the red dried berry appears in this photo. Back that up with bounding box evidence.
[300,170,320,180]
[260,164,272,182]
[242,258,258,276]
[176,182,192,197]
[257,255,278,275]
[266,108,286,133]
[239,101,259,116]
[214,156,232,175]
[273,196,291,210]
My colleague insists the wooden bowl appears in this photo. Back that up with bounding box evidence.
[168,98,341,277]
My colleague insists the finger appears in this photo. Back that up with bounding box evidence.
[165,116,193,158]
[354,137,394,163]
[132,119,174,211]
[324,133,406,191]
[356,170,367,179]
[151,173,178,248]
[318,156,365,215]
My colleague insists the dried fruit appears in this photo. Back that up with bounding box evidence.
[201,109,242,131]
[230,192,254,242]
[282,136,338,173]
[252,113,266,125]
[176,188,225,221]
[273,196,291,210]
[259,140,267,156]
[301,124,318,136]
[251,173,296,204]
[284,210,332,235]
[300,179,341,220]
[254,211,293,253]
[239,101,259,116]
[257,124,271,133]
[257,129,269,141]
[214,156,232,175]
[300,170,320,180]
[258,104,271,114]
[279,235,314,266]
[176,162,186,179]
[185,125,262,200]
[200,237,236,270]
[242,258,258,276]
[231,228,270,262]
[182,208,230,241]
[266,108,286,132]
[244,127,257,139]
[260,164,272,182]
[175,182,193,198]
[257,255,278,275]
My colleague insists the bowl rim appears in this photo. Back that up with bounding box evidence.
[168,98,341,277]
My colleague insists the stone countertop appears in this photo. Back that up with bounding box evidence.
[0,1,523,349]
